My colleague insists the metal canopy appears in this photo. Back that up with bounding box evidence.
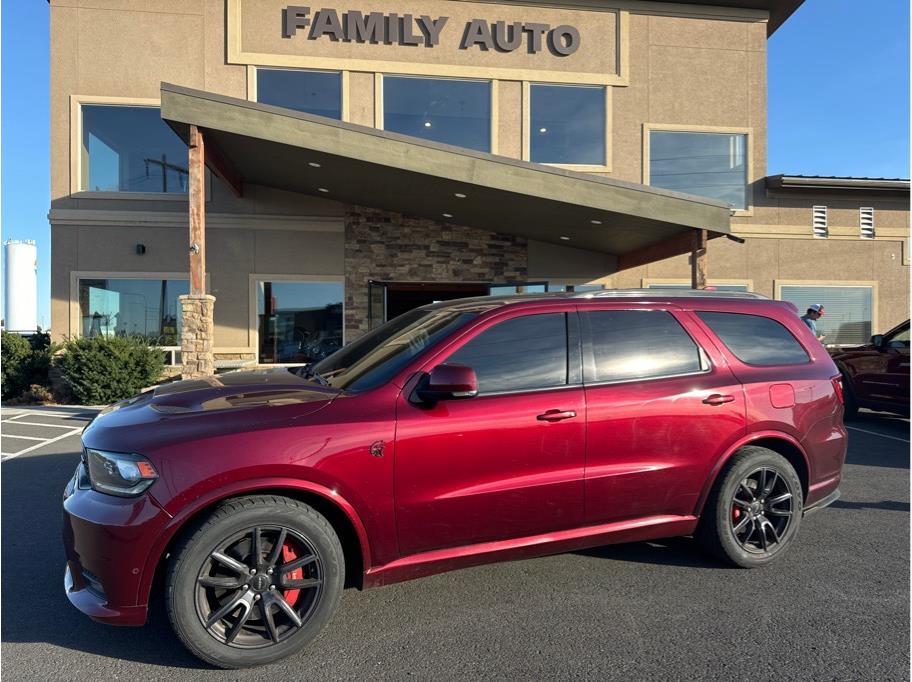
[161,83,730,259]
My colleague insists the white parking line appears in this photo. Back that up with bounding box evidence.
[0,420,86,429]
[0,426,84,461]
[847,426,910,443]
[0,434,50,442]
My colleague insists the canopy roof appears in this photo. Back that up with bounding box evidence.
[161,83,730,260]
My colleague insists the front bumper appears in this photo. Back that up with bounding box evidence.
[62,466,171,626]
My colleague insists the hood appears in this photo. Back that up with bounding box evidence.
[142,367,340,414]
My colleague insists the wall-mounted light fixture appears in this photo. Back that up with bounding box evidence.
[136,243,146,255]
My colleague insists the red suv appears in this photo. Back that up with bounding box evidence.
[63,291,846,668]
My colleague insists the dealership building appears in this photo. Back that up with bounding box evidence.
[48,0,910,375]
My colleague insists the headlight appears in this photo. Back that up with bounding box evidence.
[85,449,159,497]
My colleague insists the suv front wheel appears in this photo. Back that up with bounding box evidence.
[697,447,803,568]
[166,495,345,668]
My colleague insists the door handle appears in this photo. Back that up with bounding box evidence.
[703,394,735,406]
[536,409,577,422]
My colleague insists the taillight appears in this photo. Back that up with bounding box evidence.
[831,375,844,405]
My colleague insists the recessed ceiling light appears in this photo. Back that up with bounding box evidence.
[317,187,329,193]
[539,127,548,133]
[442,213,453,219]
[424,121,432,128]
[454,193,467,199]
[308,162,321,168]
[560,236,571,241]
[590,219,603,225]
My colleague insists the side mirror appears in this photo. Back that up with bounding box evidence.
[415,364,478,403]
[871,334,885,349]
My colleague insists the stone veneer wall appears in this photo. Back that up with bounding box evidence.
[344,206,528,338]
[179,294,216,378]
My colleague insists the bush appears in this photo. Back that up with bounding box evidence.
[56,336,165,405]
[6,384,55,406]
[1,330,53,400]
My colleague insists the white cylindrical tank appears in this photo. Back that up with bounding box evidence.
[4,240,38,334]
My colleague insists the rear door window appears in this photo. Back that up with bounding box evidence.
[581,310,706,384]
[697,311,810,366]
[446,313,568,394]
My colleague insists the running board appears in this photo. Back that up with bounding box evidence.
[804,488,841,515]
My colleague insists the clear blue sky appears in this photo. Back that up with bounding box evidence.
[1,0,909,331]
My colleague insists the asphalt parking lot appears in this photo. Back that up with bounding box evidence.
[1,406,908,680]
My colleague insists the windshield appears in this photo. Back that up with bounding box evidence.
[309,308,479,392]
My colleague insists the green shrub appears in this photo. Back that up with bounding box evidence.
[1,330,53,400]
[56,335,165,405]
[6,384,55,405]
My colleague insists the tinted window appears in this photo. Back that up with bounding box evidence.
[530,84,606,165]
[82,105,188,193]
[79,278,188,345]
[256,281,343,364]
[447,314,567,394]
[256,69,342,119]
[649,131,748,209]
[697,312,810,366]
[383,76,491,152]
[313,308,479,392]
[583,310,704,383]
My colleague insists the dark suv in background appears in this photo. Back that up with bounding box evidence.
[831,319,910,418]
[63,290,846,668]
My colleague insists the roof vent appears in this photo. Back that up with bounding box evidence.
[812,205,828,238]
[860,207,875,239]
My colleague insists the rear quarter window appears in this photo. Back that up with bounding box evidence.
[697,311,810,366]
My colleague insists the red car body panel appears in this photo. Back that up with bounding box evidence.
[63,294,846,626]
[831,320,910,416]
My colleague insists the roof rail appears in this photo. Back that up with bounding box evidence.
[577,288,769,300]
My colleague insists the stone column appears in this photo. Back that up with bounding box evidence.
[179,294,216,379]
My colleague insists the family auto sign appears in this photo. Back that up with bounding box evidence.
[282,5,581,56]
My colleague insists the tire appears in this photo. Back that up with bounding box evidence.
[696,447,803,568]
[840,372,860,420]
[166,495,345,669]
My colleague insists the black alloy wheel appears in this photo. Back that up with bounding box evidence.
[696,446,803,568]
[195,526,323,648]
[167,495,344,668]
[729,467,794,554]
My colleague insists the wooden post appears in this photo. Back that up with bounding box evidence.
[690,229,707,289]
[188,125,206,296]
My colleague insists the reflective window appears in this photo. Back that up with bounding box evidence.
[887,324,910,349]
[79,278,188,345]
[82,105,188,193]
[649,131,748,209]
[530,84,606,165]
[313,308,479,392]
[256,69,342,119]
[446,313,568,394]
[697,312,810,365]
[778,285,873,346]
[257,281,344,364]
[583,310,704,383]
[384,76,491,152]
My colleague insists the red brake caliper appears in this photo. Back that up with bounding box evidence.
[732,506,741,522]
[281,540,303,606]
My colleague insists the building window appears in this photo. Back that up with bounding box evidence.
[383,76,491,152]
[256,68,342,119]
[257,281,344,364]
[81,105,188,194]
[530,84,606,165]
[860,207,875,239]
[649,130,748,210]
[778,285,873,346]
[79,278,188,345]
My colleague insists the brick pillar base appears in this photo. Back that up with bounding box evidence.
[179,294,216,379]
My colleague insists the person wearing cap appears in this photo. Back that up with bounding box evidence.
[801,304,826,342]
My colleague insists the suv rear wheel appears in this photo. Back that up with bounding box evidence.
[166,495,344,668]
[697,447,803,568]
